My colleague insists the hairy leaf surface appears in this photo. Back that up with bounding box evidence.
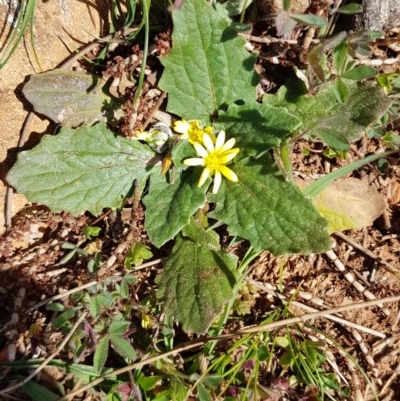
[209,155,330,255]
[159,0,259,124]
[7,123,156,215]
[157,219,238,333]
[23,69,120,127]
[143,169,210,248]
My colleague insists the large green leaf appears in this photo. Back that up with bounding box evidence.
[265,79,392,145]
[157,219,238,334]
[209,155,330,255]
[23,69,121,127]
[143,169,210,248]
[7,123,156,215]
[159,0,259,125]
[214,101,302,158]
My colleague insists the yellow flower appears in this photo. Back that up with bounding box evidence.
[184,130,239,194]
[173,119,216,145]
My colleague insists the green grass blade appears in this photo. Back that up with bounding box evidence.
[303,149,399,197]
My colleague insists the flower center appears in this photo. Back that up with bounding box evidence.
[204,153,221,173]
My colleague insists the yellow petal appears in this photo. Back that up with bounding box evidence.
[213,171,222,193]
[219,165,238,182]
[215,130,226,151]
[219,137,236,153]
[203,133,215,153]
[219,151,238,164]
[183,158,205,166]
[173,120,191,134]
[193,142,209,158]
[198,167,211,187]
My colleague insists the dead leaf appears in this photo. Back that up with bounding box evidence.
[313,177,386,233]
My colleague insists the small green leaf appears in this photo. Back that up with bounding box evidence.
[90,296,101,318]
[335,3,362,14]
[124,243,153,268]
[109,320,130,336]
[123,274,136,285]
[289,13,327,27]
[333,39,348,76]
[201,375,223,389]
[197,382,213,401]
[94,335,109,373]
[137,375,159,391]
[258,345,270,361]
[157,230,238,334]
[83,226,102,240]
[143,169,210,248]
[46,302,65,312]
[209,155,330,255]
[53,308,75,329]
[265,79,392,143]
[7,123,156,216]
[333,78,349,103]
[110,335,136,359]
[159,0,259,124]
[97,292,114,308]
[340,66,377,80]
[120,280,129,299]
[23,69,121,127]
[182,216,220,250]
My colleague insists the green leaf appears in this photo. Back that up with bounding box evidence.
[46,302,65,312]
[22,380,59,401]
[265,79,392,144]
[157,230,238,333]
[197,382,213,401]
[124,243,153,268]
[335,3,363,14]
[303,149,398,197]
[7,123,156,216]
[83,226,102,240]
[333,78,349,103]
[23,69,121,127]
[214,102,302,158]
[110,335,136,359]
[94,335,109,373]
[340,66,378,80]
[97,292,114,308]
[90,296,101,318]
[201,375,223,388]
[120,280,129,299]
[109,320,130,336]
[53,308,75,329]
[137,375,160,391]
[182,217,220,250]
[209,155,330,255]
[159,0,259,125]
[289,13,327,27]
[333,40,348,76]
[143,169,210,248]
